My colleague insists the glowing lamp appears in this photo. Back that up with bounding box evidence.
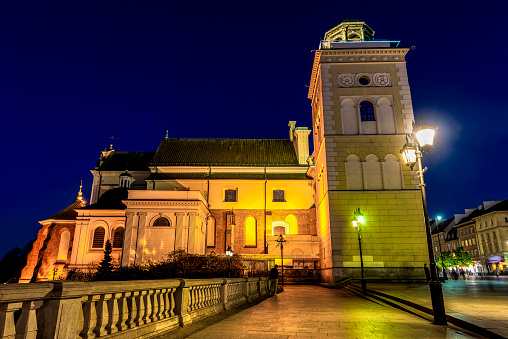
[437,216,442,221]
[414,115,437,150]
[226,246,233,257]
[400,143,417,167]
[352,208,364,228]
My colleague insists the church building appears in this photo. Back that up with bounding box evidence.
[21,19,428,284]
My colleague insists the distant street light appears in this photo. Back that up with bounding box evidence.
[226,246,233,278]
[435,213,447,280]
[352,208,367,295]
[401,114,447,325]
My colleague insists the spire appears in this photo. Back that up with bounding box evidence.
[76,180,84,203]
[165,130,169,139]
[109,135,115,150]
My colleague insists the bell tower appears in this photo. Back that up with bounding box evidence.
[309,19,427,283]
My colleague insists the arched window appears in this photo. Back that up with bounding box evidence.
[92,227,105,248]
[365,154,383,190]
[285,214,298,235]
[272,221,289,236]
[153,217,170,226]
[245,216,257,247]
[57,230,71,262]
[360,101,375,121]
[112,227,124,248]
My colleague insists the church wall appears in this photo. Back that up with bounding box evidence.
[71,215,124,270]
[20,222,76,282]
[208,180,314,210]
[207,208,316,256]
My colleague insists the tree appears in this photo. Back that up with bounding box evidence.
[96,240,114,277]
[0,240,34,283]
[436,250,454,270]
[452,247,472,267]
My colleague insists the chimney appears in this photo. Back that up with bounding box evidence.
[288,121,311,165]
[288,121,296,141]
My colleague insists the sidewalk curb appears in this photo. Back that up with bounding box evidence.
[347,284,506,339]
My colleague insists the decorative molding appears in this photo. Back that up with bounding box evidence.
[338,73,392,88]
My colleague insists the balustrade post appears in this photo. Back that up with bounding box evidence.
[152,289,161,321]
[116,292,129,331]
[0,302,22,339]
[81,295,100,339]
[105,293,120,334]
[125,291,138,329]
[143,290,153,324]
[174,280,191,326]
[14,300,43,339]
[135,291,146,326]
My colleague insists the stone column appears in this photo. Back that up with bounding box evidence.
[121,212,135,267]
[188,213,197,254]
[174,213,185,251]
[135,212,147,265]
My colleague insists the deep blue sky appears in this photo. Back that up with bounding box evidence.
[1,1,506,257]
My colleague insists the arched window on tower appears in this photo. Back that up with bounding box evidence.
[153,217,170,226]
[245,216,257,247]
[92,227,105,248]
[360,101,375,121]
[112,227,124,248]
[57,230,71,262]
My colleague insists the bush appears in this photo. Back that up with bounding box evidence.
[66,250,246,281]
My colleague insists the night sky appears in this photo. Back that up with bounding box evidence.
[1,1,506,257]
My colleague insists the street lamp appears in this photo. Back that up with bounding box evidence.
[435,213,447,280]
[275,234,287,286]
[226,246,233,278]
[352,208,367,295]
[401,114,447,325]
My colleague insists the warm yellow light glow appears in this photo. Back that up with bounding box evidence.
[352,220,358,227]
[245,216,256,246]
[401,147,417,166]
[285,214,298,235]
[415,127,436,148]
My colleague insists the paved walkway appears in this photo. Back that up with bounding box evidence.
[185,285,477,338]
[370,276,508,337]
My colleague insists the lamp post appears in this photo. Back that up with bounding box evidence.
[352,208,367,295]
[226,246,233,278]
[275,234,287,285]
[401,114,447,325]
[435,213,447,280]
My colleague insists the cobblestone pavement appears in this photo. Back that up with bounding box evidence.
[183,285,478,338]
[370,276,508,337]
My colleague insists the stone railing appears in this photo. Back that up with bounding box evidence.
[0,277,273,339]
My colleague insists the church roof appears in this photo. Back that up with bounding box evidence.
[97,151,155,171]
[79,188,128,210]
[147,172,310,180]
[47,199,85,220]
[150,139,300,166]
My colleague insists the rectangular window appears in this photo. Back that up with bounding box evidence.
[490,220,494,226]
[224,189,237,202]
[273,189,285,202]
[505,217,508,223]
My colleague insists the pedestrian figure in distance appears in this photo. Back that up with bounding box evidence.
[424,264,431,283]
[270,265,279,295]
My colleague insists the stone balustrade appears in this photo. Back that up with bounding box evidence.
[0,277,273,339]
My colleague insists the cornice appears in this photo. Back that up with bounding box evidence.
[320,48,408,56]
[123,200,206,208]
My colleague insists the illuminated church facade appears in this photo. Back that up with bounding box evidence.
[21,19,428,284]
